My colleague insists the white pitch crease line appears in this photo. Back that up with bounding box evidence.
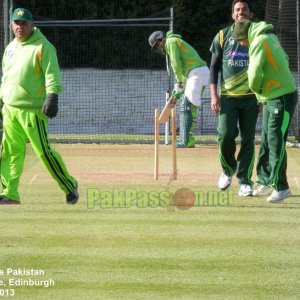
[29,174,38,186]
[294,177,300,190]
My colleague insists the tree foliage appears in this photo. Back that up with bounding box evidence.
[12,0,266,67]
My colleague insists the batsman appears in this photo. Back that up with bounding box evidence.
[148,31,209,148]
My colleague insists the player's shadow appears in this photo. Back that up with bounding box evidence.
[235,194,300,209]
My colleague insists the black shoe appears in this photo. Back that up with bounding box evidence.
[0,196,21,205]
[66,182,79,204]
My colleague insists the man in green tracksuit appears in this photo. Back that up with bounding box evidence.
[210,0,259,197]
[234,20,297,202]
[0,8,79,205]
[148,31,209,148]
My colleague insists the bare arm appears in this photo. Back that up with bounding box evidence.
[210,84,220,114]
[209,53,221,114]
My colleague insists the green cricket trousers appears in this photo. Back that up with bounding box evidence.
[217,95,259,185]
[0,104,77,201]
[256,90,297,191]
[179,97,197,146]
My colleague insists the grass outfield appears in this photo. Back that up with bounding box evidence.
[0,144,300,299]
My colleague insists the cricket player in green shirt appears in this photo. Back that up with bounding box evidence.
[149,31,209,148]
[0,8,79,205]
[210,0,259,197]
[234,19,297,202]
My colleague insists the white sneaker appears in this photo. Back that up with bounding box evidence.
[238,184,253,197]
[267,189,291,203]
[218,172,232,190]
[253,185,273,196]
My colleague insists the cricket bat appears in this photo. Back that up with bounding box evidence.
[158,96,176,123]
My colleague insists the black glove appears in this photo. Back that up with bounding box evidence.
[43,94,58,118]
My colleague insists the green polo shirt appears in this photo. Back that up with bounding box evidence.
[210,24,254,96]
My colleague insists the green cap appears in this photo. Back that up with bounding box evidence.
[12,8,33,22]
[234,19,251,40]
